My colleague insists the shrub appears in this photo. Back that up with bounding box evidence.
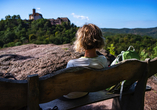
[29,34,36,42]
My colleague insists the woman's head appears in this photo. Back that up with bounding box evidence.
[74,23,105,52]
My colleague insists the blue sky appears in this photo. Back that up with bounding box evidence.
[0,0,157,28]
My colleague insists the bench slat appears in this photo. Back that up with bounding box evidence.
[39,90,119,110]
[39,87,151,110]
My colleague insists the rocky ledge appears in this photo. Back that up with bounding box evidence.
[0,44,115,80]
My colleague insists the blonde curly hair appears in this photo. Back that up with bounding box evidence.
[74,23,105,52]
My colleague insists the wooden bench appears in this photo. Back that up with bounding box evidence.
[0,57,157,110]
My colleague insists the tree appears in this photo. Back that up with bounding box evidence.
[3,42,15,48]
[0,39,3,47]
[44,21,51,29]
[29,34,36,42]
[12,15,20,19]
[3,31,15,44]
[5,15,11,20]
[0,20,5,31]
[16,15,21,19]
[153,44,157,58]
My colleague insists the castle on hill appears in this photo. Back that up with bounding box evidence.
[29,9,70,25]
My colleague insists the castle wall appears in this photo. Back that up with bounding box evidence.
[34,15,42,20]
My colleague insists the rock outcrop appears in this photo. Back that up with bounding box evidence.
[0,44,115,80]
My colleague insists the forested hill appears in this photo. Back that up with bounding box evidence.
[0,15,78,48]
[101,27,157,38]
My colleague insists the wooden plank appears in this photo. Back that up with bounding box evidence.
[150,57,157,77]
[39,88,151,110]
[131,58,150,110]
[27,74,39,110]
[0,79,27,110]
[39,90,120,110]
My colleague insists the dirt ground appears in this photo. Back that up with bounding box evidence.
[73,76,157,110]
[144,76,157,110]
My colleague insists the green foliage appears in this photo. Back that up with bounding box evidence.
[15,42,22,46]
[3,31,16,44]
[0,39,4,47]
[153,44,157,57]
[62,48,69,51]
[104,34,157,61]
[107,44,115,55]
[29,34,36,42]
[3,42,15,47]
[140,50,149,61]
[5,15,11,20]
[0,15,78,48]
[101,27,157,38]
[153,44,157,76]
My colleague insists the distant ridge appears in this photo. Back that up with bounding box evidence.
[101,27,157,38]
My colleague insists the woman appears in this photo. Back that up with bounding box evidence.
[63,23,108,99]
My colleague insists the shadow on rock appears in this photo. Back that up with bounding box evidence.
[0,54,33,61]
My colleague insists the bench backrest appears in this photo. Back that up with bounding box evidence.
[0,57,157,110]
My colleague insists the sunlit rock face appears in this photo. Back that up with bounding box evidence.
[0,44,115,80]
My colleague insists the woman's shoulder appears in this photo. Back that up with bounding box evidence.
[97,55,108,66]
[67,59,77,65]
[66,58,88,68]
[97,55,107,59]
[68,57,85,62]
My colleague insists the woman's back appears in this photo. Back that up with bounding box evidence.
[63,23,107,99]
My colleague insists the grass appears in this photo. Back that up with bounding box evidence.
[62,48,68,50]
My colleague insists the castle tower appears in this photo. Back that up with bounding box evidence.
[29,8,43,20]
[33,9,35,15]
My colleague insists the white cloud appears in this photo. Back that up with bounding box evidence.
[36,8,42,14]
[71,13,89,20]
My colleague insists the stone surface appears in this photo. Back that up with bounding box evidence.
[0,44,115,80]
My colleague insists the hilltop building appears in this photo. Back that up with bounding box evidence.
[48,17,70,25]
[29,9,70,25]
[29,9,43,20]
